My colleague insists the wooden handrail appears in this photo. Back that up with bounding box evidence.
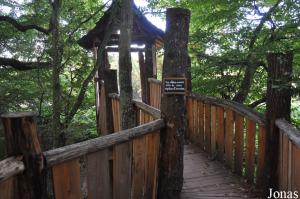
[276,119,300,148]
[0,156,24,183]
[108,93,162,119]
[44,119,165,167]
[189,93,266,125]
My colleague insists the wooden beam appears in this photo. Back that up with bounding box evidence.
[139,51,147,102]
[106,47,145,52]
[0,156,24,183]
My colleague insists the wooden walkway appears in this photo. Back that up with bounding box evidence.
[181,144,262,199]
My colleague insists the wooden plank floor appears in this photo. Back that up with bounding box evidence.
[181,144,262,199]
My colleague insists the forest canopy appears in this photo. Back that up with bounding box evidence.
[0,0,299,150]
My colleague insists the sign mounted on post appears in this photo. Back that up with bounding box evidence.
[163,77,187,95]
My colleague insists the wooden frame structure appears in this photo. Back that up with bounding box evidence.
[78,2,164,104]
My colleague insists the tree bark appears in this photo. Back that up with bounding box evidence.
[232,63,259,103]
[0,57,50,70]
[118,0,135,130]
[265,52,293,192]
[114,0,135,198]
[158,8,190,199]
[51,0,63,147]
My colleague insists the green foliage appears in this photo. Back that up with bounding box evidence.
[0,0,109,145]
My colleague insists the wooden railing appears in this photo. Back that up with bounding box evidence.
[109,93,162,199]
[148,77,300,192]
[186,93,267,188]
[148,78,161,109]
[276,119,300,191]
[0,99,164,199]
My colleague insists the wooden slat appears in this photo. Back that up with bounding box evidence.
[192,99,198,142]
[245,119,255,183]
[279,133,289,190]
[52,159,82,199]
[113,142,132,199]
[256,126,266,188]
[204,104,211,154]
[187,97,193,140]
[132,135,146,198]
[211,106,217,155]
[217,106,225,161]
[87,151,111,199]
[145,130,160,198]
[278,131,283,190]
[292,145,300,191]
[234,113,244,175]
[225,110,234,168]
[198,101,204,149]
[0,177,14,199]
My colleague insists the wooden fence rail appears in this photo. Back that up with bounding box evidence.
[187,94,267,187]
[0,98,164,199]
[276,119,300,192]
[109,94,161,199]
[148,77,300,192]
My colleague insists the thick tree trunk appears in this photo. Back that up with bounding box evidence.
[158,8,190,199]
[114,0,135,198]
[118,0,135,130]
[51,0,63,147]
[265,52,293,192]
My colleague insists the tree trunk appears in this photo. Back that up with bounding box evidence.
[158,8,190,199]
[114,0,135,198]
[51,0,63,147]
[232,62,259,103]
[118,0,135,130]
[265,52,293,191]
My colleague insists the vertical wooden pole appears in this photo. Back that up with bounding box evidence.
[186,56,192,93]
[1,112,45,199]
[265,52,293,190]
[139,51,147,103]
[158,8,190,199]
[145,42,155,104]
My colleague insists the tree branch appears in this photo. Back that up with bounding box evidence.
[249,96,266,108]
[0,57,51,70]
[249,0,282,49]
[67,1,109,40]
[0,16,52,35]
[64,3,119,125]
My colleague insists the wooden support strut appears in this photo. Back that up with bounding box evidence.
[1,112,45,199]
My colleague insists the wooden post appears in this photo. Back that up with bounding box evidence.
[145,42,155,104]
[265,52,293,191]
[139,51,147,103]
[158,8,190,199]
[186,56,192,93]
[1,112,45,199]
